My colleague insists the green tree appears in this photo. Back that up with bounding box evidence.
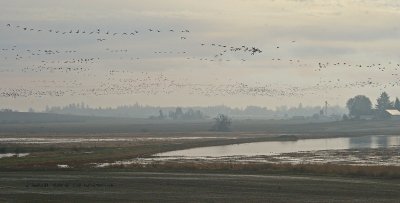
[376,92,393,112]
[375,92,394,119]
[394,97,400,111]
[346,95,372,118]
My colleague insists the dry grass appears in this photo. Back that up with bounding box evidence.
[112,162,400,178]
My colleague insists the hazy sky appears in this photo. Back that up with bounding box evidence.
[1,0,400,110]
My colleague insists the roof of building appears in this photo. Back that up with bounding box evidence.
[385,109,400,116]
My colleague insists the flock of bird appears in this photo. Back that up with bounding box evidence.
[200,43,263,56]
[4,23,190,39]
[316,61,400,72]
[1,22,400,100]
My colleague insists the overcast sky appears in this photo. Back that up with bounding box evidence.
[1,0,400,110]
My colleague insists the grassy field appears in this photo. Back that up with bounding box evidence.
[0,117,399,202]
[0,112,399,135]
[0,134,300,170]
[1,171,399,203]
[0,118,399,171]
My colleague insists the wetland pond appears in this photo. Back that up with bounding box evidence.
[95,135,400,167]
[157,135,400,157]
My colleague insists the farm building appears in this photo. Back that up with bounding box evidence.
[385,109,400,120]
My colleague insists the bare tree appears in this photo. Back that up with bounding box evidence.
[211,114,232,131]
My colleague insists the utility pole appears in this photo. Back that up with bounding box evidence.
[325,101,328,116]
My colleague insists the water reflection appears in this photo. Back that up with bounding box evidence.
[376,136,389,148]
[158,135,400,157]
[349,136,372,149]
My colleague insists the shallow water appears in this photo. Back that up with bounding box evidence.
[94,135,400,167]
[157,135,400,157]
[57,164,70,168]
[0,153,29,159]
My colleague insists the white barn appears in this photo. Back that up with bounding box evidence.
[385,109,400,120]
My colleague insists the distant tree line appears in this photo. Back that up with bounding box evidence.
[0,109,18,113]
[150,107,205,120]
[345,92,400,120]
[40,102,346,119]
